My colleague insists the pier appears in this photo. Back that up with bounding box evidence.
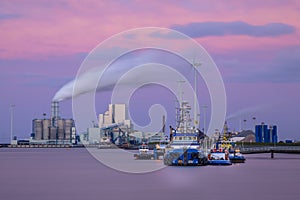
[240,146,300,158]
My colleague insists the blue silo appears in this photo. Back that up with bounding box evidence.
[255,125,262,142]
[270,125,278,143]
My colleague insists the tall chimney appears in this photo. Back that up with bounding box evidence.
[51,101,59,127]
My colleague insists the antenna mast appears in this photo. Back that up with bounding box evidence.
[192,59,201,129]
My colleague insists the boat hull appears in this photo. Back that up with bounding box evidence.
[229,155,246,163]
[207,152,232,165]
[163,148,207,166]
[207,160,232,165]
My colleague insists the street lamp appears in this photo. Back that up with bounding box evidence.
[201,105,208,134]
[252,117,256,131]
[10,104,16,144]
[243,119,247,131]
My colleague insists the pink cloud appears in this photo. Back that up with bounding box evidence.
[0,0,299,59]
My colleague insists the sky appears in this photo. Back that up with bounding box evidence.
[1,0,300,142]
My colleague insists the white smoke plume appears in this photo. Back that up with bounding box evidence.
[52,51,156,102]
[226,104,273,120]
[52,50,193,102]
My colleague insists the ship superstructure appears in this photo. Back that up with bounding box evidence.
[164,101,207,166]
[169,101,201,149]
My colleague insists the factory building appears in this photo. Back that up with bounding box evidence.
[99,104,131,128]
[32,118,76,144]
[255,123,278,143]
[87,127,101,144]
[76,104,132,145]
[32,101,76,144]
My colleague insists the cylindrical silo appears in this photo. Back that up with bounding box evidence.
[33,119,43,140]
[64,119,74,140]
[50,126,58,140]
[57,119,65,140]
[42,119,51,140]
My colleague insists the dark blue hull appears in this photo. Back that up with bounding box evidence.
[229,155,246,163]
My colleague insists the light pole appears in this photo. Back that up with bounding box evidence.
[10,104,16,144]
[201,105,208,134]
[252,117,256,132]
[243,119,247,131]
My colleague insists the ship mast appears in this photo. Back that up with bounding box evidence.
[192,60,201,129]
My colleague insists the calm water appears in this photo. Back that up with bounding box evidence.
[0,148,299,200]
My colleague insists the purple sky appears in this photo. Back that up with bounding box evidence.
[1,0,300,142]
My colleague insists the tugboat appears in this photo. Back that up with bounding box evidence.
[207,143,232,166]
[217,140,246,163]
[229,148,246,163]
[163,101,207,166]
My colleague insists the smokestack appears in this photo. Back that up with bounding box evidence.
[51,101,59,127]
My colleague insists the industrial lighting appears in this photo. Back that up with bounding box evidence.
[10,104,16,144]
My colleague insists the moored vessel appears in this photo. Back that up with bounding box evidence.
[163,101,207,166]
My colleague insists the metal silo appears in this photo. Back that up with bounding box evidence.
[33,119,43,140]
[271,125,278,143]
[262,124,269,143]
[64,119,74,141]
[50,126,58,140]
[255,124,262,142]
[42,119,51,140]
[57,119,65,140]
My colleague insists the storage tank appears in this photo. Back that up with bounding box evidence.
[65,119,74,140]
[262,124,269,143]
[50,126,58,140]
[42,119,51,140]
[270,125,278,143]
[33,119,43,140]
[57,119,65,140]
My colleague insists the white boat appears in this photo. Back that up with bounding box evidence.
[163,101,207,166]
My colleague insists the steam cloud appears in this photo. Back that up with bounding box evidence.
[226,104,273,120]
[52,49,192,102]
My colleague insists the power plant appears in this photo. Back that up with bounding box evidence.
[31,101,76,144]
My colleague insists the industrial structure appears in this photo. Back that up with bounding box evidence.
[32,101,76,144]
[81,104,166,145]
[255,123,278,143]
[98,104,131,128]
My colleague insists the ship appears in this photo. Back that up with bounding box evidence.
[163,101,207,166]
[215,140,246,163]
[133,142,154,160]
[207,143,232,165]
[207,140,246,165]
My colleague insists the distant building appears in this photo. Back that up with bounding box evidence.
[87,127,101,144]
[32,118,75,144]
[145,132,166,143]
[99,104,131,128]
[231,130,255,142]
[92,104,133,145]
[255,123,278,143]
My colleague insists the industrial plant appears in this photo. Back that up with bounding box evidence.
[31,101,76,145]
[81,103,166,146]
